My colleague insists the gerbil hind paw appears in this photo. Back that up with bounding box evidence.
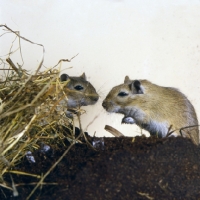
[121,117,135,124]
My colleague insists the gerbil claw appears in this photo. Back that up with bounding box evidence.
[122,117,135,124]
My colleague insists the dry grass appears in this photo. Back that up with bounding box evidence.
[0,25,80,198]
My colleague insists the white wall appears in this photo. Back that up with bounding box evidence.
[1,0,200,137]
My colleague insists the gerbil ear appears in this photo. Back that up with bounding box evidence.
[124,76,131,84]
[60,74,70,82]
[80,73,87,80]
[130,80,143,94]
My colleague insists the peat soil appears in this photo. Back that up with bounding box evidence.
[1,133,200,200]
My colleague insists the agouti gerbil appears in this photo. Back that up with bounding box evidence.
[102,76,199,145]
[60,73,99,117]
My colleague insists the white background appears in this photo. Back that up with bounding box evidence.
[1,0,200,137]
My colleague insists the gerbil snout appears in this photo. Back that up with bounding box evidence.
[87,94,99,105]
[102,100,114,112]
[93,95,99,103]
[102,100,108,110]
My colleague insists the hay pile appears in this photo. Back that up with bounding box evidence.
[0,25,79,196]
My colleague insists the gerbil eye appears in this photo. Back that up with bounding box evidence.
[74,85,83,91]
[118,92,128,97]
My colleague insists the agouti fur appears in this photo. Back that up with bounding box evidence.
[102,76,199,145]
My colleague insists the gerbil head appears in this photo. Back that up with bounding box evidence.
[102,77,144,113]
[60,73,99,108]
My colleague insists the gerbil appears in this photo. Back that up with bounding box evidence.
[102,76,199,145]
[60,73,99,116]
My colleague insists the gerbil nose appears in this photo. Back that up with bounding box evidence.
[94,96,99,102]
[92,95,99,103]
[102,101,107,109]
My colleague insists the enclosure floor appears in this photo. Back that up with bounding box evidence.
[2,134,200,200]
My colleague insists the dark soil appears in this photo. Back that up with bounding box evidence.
[1,132,200,200]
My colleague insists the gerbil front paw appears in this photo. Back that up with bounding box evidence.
[121,117,135,124]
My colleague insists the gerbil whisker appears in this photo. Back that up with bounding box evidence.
[179,125,200,137]
[77,112,95,150]
[166,125,173,137]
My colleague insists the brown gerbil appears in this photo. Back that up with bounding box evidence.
[102,76,199,145]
